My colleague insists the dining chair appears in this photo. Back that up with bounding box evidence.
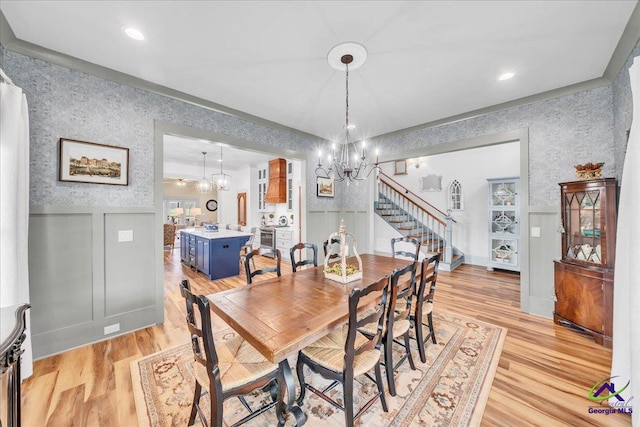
[290,242,318,272]
[163,223,177,251]
[179,280,286,426]
[412,253,441,363]
[239,227,258,270]
[391,236,421,260]
[296,275,390,426]
[323,238,341,260]
[359,261,418,396]
[244,248,281,284]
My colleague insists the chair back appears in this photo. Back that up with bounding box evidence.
[179,280,223,397]
[345,275,390,364]
[164,223,177,246]
[323,238,341,260]
[290,243,318,272]
[389,261,419,329]
[416,253,441,307]
[244,248,282,284]
[391,237,421,260]
[241,227,258,252]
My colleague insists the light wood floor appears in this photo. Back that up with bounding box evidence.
[20,249,630,426]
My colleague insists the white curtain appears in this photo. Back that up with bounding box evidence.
[0,68,32,378]
[611,56,639,426]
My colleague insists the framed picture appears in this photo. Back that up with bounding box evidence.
[394,159,407,175]
[316,176,334,198]
[59,138,129,185]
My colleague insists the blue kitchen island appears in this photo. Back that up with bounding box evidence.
[180,229,252,280]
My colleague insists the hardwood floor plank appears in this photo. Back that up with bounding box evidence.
[19,250,630,426]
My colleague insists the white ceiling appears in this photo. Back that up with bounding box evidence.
[2,1,638,172]
[163,134,275,179]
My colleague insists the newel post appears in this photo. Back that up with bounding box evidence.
[444,209,453,264]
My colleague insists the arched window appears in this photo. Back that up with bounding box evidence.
[448,180,463,211]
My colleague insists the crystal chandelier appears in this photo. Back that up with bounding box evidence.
[211,146,231,191]
[315,42,380,184]
[195,151,213,194]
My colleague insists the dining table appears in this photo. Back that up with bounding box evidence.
[206,253,412,426]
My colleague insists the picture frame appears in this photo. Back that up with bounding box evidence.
[316,176,334,198]
[420,173,443,192]
[394,159,407,175]
[59,138,129,185]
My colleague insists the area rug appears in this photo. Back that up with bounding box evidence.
[131,310,506,426]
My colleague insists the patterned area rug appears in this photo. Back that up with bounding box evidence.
[131,310,506,426]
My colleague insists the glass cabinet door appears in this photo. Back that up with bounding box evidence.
[490,182,517,207]
[563,190,602,264]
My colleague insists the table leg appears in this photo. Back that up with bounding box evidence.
[279,360,307,426]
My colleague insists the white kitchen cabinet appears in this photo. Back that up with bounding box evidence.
[276,228,294,263]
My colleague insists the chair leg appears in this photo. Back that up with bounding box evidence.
[344,374,355,427]
[414,314,427,364]
[384,338,396,397]
[212,385,224,427]
[296,353,307,406]
[374,362,388,412]
[188,381,201,426]
[404,332,416,370]
[428,312,437,344]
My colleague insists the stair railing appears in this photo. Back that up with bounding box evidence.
[377,172,456,263]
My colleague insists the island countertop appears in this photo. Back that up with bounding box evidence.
[181,228,252,239]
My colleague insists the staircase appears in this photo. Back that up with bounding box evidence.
[375,173,464,271]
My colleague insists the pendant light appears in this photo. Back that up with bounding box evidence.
[212,146,231,191]
[195,152,213,194]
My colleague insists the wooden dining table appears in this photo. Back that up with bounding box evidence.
[206,253,412,425]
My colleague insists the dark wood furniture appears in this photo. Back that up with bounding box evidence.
[295,275,390,426]
[179,280,285,426]
[289,243,318,273]
[360,261,418,396]
[265,158,287,203]
[244,248,282,284]
[206,254,412,425]
[391,236,421,260]
[413,253,441,363]
[1,304,30,427]
[554,178,617,348]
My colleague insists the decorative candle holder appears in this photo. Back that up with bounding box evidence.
[323,219,363,284]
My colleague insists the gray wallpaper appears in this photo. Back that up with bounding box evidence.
[613,41,640,181]
[360,85,614,209]
[1,47,323,207]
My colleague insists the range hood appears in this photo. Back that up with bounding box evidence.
[265,158,287,203]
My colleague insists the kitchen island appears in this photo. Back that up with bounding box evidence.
[180,229,252,280]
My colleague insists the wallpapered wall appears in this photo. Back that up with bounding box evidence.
[0,45,325,208]
[612,41,640,180]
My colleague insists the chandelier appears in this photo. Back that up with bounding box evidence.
[195,151,213,194]
[211,146,231,191]
[315,42,380,184]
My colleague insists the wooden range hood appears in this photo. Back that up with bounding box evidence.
[265,158,287,203]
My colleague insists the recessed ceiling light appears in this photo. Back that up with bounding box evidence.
[498,72,515,81]
[124,27,145,41]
